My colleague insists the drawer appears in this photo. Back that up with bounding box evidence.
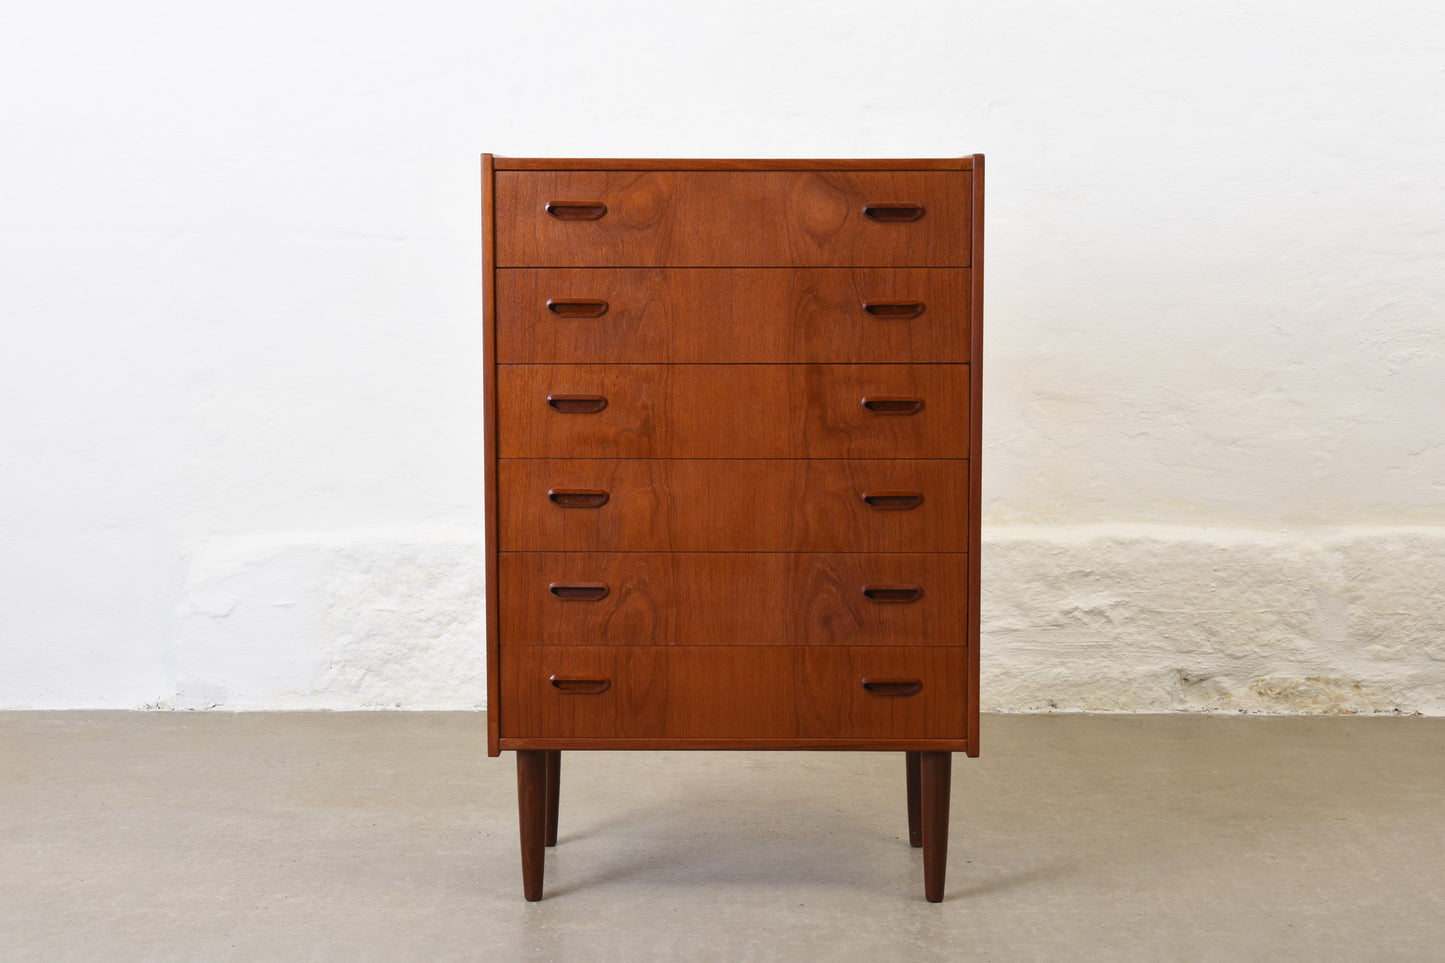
[494,171,971,267]
[499,552,968,646]
[499,645,968,742]
[495,268,971,364]
[496,459,968,552]
[497,364,968,459]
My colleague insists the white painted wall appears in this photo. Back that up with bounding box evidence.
[2,1,1441,711]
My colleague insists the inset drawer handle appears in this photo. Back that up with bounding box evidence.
[862,584,924,603]
[862,491,924,511]
[862,203,925,223]
[550,676,611,695]
[546,299,610,318]
[548,489,609,509]
[862,678,923,697]
[545,201,608,221]
[862,396,924,415]
[862,300,926,320]
[548,582,609,601]
[547,394,608,414]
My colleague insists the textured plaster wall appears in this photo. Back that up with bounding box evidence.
[986,527,1445,714]
[2,1,1442,710]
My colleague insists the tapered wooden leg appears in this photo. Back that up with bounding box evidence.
[544,750,561,848]
[920,751,952,902]
[516,750,547,901]
[905,751,922,847]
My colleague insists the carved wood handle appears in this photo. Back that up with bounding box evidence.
[547,489,609,509]
[548,582,609,601]
[547,395,608,414]
[546,299,609,318]
[861,491,924,511]
[862,678,923,697]
[545,201,607,221]
[862,396,924,415]
[862,300,926,320]
[550,676,611,694]
[862,203,925,223]
[862,584,924,603]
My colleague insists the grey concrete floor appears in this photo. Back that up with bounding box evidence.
[2,713,1442,962]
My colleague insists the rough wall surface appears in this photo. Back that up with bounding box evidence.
[171,532,487,710]
[985,527,1445,714]
[151,525,1445,713]
[2,1,1441,709]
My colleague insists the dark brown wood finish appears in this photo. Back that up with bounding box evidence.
[498,364,968,459]
[503,736,968,751]
[906,751,923,847]
[920,750,952,901]
[516,749,546,900]
[544,749,560,847]
[495,157,974,171]
[482,153,501,757]
[497,459,968,552]
[500,552,967,646]
[485,155,981,900]
[497,268,971,364]
[495,171,971,267]
[500,645,968,741]
[967,154,984,759]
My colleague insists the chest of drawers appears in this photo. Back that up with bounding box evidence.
[482,155,983,901]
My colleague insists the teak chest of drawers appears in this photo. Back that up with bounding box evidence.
[482,155,983,902]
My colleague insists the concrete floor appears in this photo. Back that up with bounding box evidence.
[2,714,1442,962]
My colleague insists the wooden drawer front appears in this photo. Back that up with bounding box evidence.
[496,268,971,363]
[497,459,968,552]
[497,364,967,459]
[499,645,968,741]
[500,552,967,646]
[495,171,971,267]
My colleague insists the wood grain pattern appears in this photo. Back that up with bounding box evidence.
[497,364,968,459]
[499,645,968,740]
[497,459,968,552]
[485,155,982,901]
[494,157,974,171]
[497,268,971,364]
[495,171,971,267]
[499,552,968,645]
